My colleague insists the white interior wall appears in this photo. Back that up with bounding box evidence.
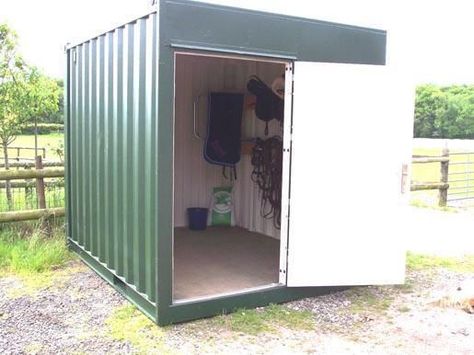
[174,54,285,239]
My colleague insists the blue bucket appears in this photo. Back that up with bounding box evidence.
[187,208,208,231]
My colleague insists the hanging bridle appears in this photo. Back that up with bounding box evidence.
[251,137,283,229]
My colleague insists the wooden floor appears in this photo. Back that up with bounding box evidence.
[173,226,280,300]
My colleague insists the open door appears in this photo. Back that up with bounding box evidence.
[286,62,413,287]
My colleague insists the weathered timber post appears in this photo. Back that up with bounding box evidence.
[24,165,33,209]
[439,148,449,207]
[2,142,13,210]
[35,155,50,235]
[35,156,46,209]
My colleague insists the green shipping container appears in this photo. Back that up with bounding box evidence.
[65,0,413,325]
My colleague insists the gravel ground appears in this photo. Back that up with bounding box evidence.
[0,261,472,354]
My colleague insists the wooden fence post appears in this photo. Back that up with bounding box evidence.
[35,155,50,235]
[24,165,33,209]
[35,156,46,209]
[439,148,449,207]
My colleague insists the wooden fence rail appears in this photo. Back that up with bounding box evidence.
[0,160,65,223]
[3,146,47,159]
[0,207,65,223]
[0,161,63,169]
[0,168,64,180]
[0,149,454,222]
[410,147,449,207]
[411,182,449,191]
[0,180,64,189]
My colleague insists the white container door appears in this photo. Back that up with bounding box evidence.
[286,62,413,287]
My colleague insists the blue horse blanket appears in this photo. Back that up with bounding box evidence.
[204,92,244,170]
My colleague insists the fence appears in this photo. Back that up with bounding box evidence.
[2,146,47,160]
[0,156,65,223]
[447,151,474,205]
[411,148,450,207]
[0,148,472,222]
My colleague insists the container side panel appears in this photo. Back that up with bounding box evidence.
[75,45,84,246]
[124,22,135,285]
[156,19,175,322]
[132,20,141,291]
[66,12,158,310]
[83,42,90,252]
[161,0,386,64]
[115,27,125,277]
[145,13,158,303]
[122,24,131,282]
[64,51,71,242]
[105,32,114,269]
[132,18,147,293]
[90,38,98,258]
[97,35,106,263]
[68,50,76,243]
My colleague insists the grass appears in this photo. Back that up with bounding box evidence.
[394,279,415,293]
[411,147,445,183]
[0,224,71,275]
[348,287,393,314]
[213,304,314,335]
[343,252,474,317]
[409,199,458,212]
[101,303,313,351]
[397,306,411,313]
[0,183,65,212]
[406,252,474,273]
[6,133,63,160]
[105,305,168,354]
[0,224,77,298]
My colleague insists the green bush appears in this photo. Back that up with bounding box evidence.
[20,123,64,135]
[415,85,474,139]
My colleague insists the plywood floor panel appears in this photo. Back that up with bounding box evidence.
[174,227,280,300]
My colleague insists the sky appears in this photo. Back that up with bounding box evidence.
[1,0,473,85]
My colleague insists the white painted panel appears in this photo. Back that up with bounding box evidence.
[279,63,294,283]
[287,62,414,286]
[174,54,286,239]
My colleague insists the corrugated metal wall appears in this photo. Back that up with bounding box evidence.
[174,54,285,238]
[67,13,158,304]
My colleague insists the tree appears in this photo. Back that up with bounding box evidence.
[0,24,60,209]
[22,68,61,124]
[414,85,447,138]
[40,79,63,123]
[0,23,24,209]
[414,84,474,139]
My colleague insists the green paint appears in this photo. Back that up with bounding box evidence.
[66,0,387,325]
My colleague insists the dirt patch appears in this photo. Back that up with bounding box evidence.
[0,260,472,354]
